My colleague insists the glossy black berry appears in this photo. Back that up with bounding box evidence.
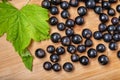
[43,61,52,70]
[109,0,117,3]
[65,28,74,37]
[49,16,58,25]
[107,8,116,16]
[77,45,86,53]
[69,0,79,7]
[61,36,71,46]
[35,48,46,58]
[65,19,75,28]
[116,24,120,33]
[61,10,70,19]
[77,6,87,16]
[103,33,112,42]
[75,16,84,25]
[116,5,120,13]
[113,33,120,42]
[87,48,97,58]
[63,62,74,72]
[47,45,55,53]
[71,54,79,62]
[79,56,89,65]
[51,32,61,43]
[99,13,109,23]
[50,6,59,15]
[93,31,102,40]
[41,0,51,9]
[67,45,76,54]
[102,1,111,9]
[96,44,106,52]
[52,63,61,72]
[98,23,107,32]
[51,0,61,5]
[98,55,109,65]
[60,1,69,10]
[111,17,119,25]
[117,51,120,58]
[56,46,65,55]
[84,39,93,47]
[72,34,82,44]
[107,25,116,34]
[85,0,96,9]
[50,54,60,63]
[94,6,102,14]
[82,29,92,39]
[109,42,118,50]
[57,22,66,31]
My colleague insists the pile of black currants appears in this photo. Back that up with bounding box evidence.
[35,0,120,72]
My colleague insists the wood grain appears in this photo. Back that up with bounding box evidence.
[0,0,120,80]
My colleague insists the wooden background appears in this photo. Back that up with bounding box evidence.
[0,0,120,80]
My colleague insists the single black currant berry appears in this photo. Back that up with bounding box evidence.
[107,25,116,34]
[57,22,66,31]
[103,33,112,42]
[107,8,116,16]
[87,48,97,58]
[77,6,87,16]
[84,39,93,47]
[71,54,79,62]
[51,32,61,43]
[111,17,119,25]
[43,61,52,70]
[61,10,70,19]
[52,63,61,72]
[109,42,118,50]
[109,0,117,3]
[63,62,74,72]
[41,0,51,9]
[93,31,102,40]
[51,0,61,5]
[60,1,70,10]
[113,33,120,42]
[98,23,107,32]
[96,44,106,52]
[56,46,65,55]
[116,24,120,33]
[72,34,82,44]
[82,29,92,39]
[69,0,79,7]
[117,50,120,58]
[65,28,74,37]
[94,6,103,14]
[116,5,120,13]
[65,19,75,28]
[79,56,89,65]
[50,54,60,63]
[49,16,58,25]
[75,16,84,25]
[85,0,96,9]
[77,45,86,53]
[102,1,111,9]
[50,6,59,15]
[47,45,55,53]
[61,36,71,46]
[67,45,76,54]
[35,48,46,58]
[99,13,109,23]
[98,55,109,65]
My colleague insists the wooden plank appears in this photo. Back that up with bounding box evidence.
[0,0,120,80]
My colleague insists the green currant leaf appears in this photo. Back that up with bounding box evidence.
[0,3,50,71]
